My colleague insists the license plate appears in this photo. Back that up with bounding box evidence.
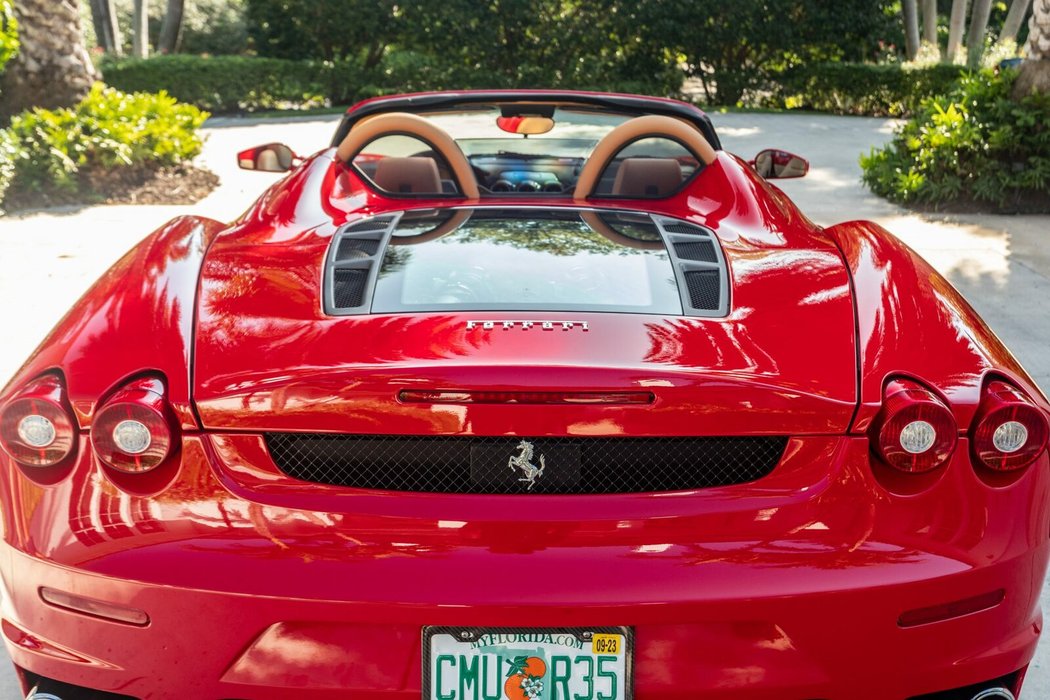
[423,627,632,700]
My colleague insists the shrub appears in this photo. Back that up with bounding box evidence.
[860,69,1050,211]
[0,127,16,210]
[0,0,16,73]
[4,84,208,197]
[767,63,965,116]
[101,54,333,112]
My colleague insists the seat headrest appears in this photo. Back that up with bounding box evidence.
[611,158,683,197]
[372,156,442,194]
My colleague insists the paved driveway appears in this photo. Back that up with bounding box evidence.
[0,111,1048,697]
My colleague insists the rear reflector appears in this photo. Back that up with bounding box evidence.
[40,587,149,626]
[398,390,654,405]
[898,589,1005,628]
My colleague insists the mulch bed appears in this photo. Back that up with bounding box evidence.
[2,165,219,213]
[903,189,1050,215]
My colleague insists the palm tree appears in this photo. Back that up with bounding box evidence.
[88,0,122,55]
[967,0,994,68]
[903,0,921,60]
[922,0,940,57]
[1000,0,1033,43]
[0,0,97,117]
[158,0,185,54]
[947,0,970,62]
[133,0,149,58]
[1014,0,1050,96]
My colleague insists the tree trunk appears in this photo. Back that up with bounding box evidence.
[158,0,184,54]
[947,0,969,62]
[0,0,98,117]
[1000,0,1033,42]
[132,0,149,58]
[1014,0,1050,96]
[88,0,122,55]
[967,0,994,68]
[903,0,921,60]
[922,0,939,50]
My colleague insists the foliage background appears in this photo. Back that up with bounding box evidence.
[861,70,1050,211]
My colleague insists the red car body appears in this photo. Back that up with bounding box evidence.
[1,90,1048,700]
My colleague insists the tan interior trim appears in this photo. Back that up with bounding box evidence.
[390,210,471,246]
[336,112,480,199]
[573,115,718,201]
[579,211,663,250]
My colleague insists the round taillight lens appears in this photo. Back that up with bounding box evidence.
[873,380,958,473]
[0,376,77,467]
[972,381,1049,471]
[91,380,174,473]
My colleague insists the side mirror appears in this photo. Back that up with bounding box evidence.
[751,149,809,179]
[237,143,298,172]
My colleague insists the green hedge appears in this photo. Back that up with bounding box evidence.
[102,52,683,114]
[101,54,351,112]
[860,70,1050,211]
[766,63,966,117]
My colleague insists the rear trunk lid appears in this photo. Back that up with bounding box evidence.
[193,212,856,437]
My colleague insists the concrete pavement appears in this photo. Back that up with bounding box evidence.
[0,110,1048,697]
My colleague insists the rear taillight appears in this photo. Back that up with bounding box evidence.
[91,377,176,473]
[872,378,957,473]
[0,375,77,467]
[971,380,1048,471]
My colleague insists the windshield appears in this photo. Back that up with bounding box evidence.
[369,209,682,314]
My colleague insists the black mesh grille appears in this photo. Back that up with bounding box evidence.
[336,238,380,260]
[673,240,717,262]
[662,223,708,235]
[264,434,787,494]
[333,268,369,308]
[345,216,395,232]
[685,269,720,310]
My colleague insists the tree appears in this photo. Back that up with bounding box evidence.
[247,0,394,64]
[1000,0,1033,42]
[158,0,184,54]
[88,0,122,55]
[650,0,898,105]
[903,0,921,59]
[1014,0,1050,96]
[947,0,969,62]
[0,0,97,117]
[921,0,939,53]
[133,0,149,58]
[967,0,994,67]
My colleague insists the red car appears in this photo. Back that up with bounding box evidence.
[1,90,1047,700]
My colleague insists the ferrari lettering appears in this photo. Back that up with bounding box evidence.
[465,320,590,331]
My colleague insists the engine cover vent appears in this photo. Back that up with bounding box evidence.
[324,213,402,315]
[652,216,729,317]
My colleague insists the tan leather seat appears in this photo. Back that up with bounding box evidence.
[574,115,716,201]
[611,158,683,197]
[372,156,442,194]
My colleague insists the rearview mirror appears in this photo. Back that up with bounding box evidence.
[496,116,556,136]
[237,143,298,172]
[752,149,809,179]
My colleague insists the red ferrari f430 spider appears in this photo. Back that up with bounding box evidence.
[1,91,1048,700]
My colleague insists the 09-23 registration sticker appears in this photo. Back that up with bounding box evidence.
[423,627,633,700]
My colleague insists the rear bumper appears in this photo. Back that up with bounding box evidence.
[1,435,1047,699]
